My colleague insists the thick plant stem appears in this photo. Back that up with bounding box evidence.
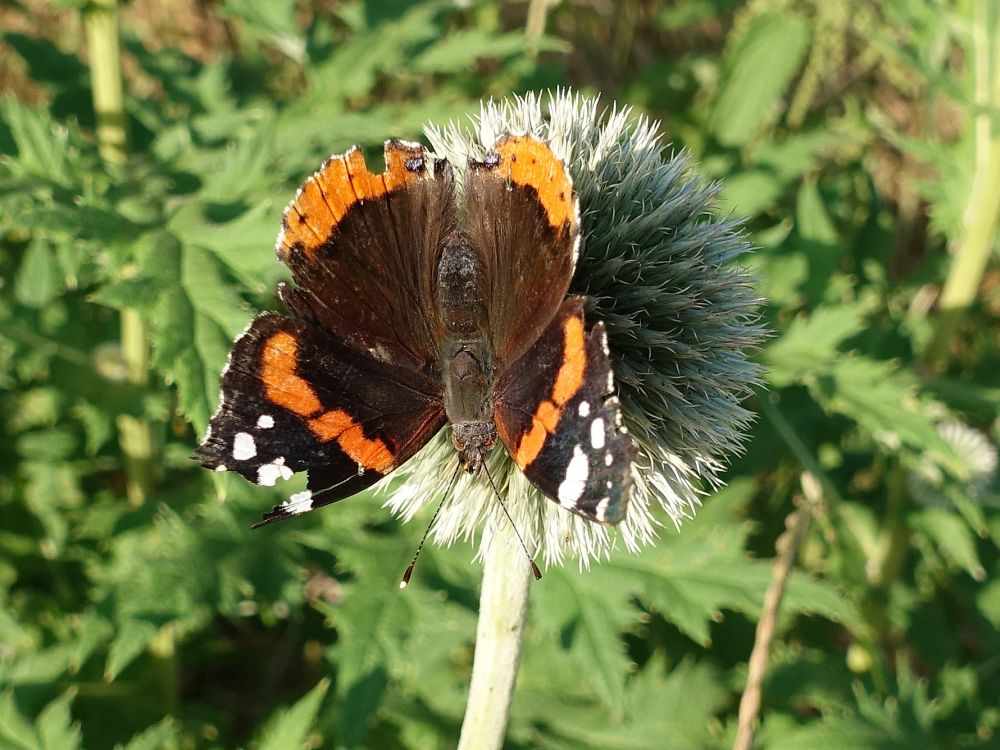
[457,528,533,750]
[927,0,1000,371]
[85,0,155,506]
[85,0,127,165]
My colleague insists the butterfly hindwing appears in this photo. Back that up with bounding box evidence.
[195,313,446,525]
[494,297,635,523]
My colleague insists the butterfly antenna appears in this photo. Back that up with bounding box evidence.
[482,462,542,581]
[400,463,463,589]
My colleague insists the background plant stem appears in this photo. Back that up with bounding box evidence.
[733,473,819,750]
[85,0,155,507]
[926,0,1000,371]
[85,0,173,710]
[457,528,533,750]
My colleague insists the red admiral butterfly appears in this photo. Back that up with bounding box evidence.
[196,135,636,527]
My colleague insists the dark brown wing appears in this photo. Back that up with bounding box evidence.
[195,313,446,526]
[463,135,579,365]
[276,140,456,374]
[494,298,635,524]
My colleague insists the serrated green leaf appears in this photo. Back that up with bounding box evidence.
[67,611,113,672]
[813,357,961,470]
[167,202,284,291]
[199,122,277,203]
[306,4,439,102]
[912,508,986,580]
[538,567,634,715]
[94,232,250,429]
[710,12,811,145]
[765,304,867,387]
[105,619,159,681]
[0,691,41,750]
[121,719,180,750]
[527,658,727,750]
[257,679,330,750]
[152,244,251,428]
[328,534,428,747]
[0,97,68,181]
[36,690,80,750]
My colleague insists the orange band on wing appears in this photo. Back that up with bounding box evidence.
[494,136,575,230]
[513,314,589,469]
[277,141,427,261]
[309,409,395,473]
[551,316,585,404]
[262,332,322,416]
[261,331,395,472]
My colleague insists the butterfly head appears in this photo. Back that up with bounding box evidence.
[451,421,497,474]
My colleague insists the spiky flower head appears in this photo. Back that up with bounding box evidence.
[909,420,999,509]
[384,90,765,567]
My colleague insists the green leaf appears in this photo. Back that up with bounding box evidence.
[813,357,961,471]
[0,97,68,182]
[105,619,158,681]
[257,679,330,750]
[413,30,563,74]
[15,241,60,308]
[36,690,80,750]
[527,658,728,750]
[121,719,180,750]
[710,12,811,145]
[765,303,867,387]
[911,508,986,580]
[199,122,277,203]
[223,0,305,60]
[167,202,285,292]
[152,245,256,428]
[536,567,635,715]
[95,232,250,429]
[315,520,455,748]
[0,691,43,750]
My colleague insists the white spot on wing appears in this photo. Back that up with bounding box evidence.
[215,464,227,472]
[281,490,314,515]
[257,457,293,486]
[595,497,611,521]
[590,418,606,449]
[257,414,275,429]
[557,446,589,507]
[604,452,613,467]
[233,432,257,461]
[578,401,590,417]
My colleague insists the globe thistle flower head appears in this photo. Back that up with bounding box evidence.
[384,90,765,567]
[909,420,999,509]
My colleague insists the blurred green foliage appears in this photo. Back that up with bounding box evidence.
[1,1,998,749]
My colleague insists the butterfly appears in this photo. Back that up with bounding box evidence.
[195,135,635,527]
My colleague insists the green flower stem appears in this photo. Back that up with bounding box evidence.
[85,0,155,507]
[85,0,173,707]
[927,0,1000,371]
[85,0,127,165]
[457,528,533,750]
